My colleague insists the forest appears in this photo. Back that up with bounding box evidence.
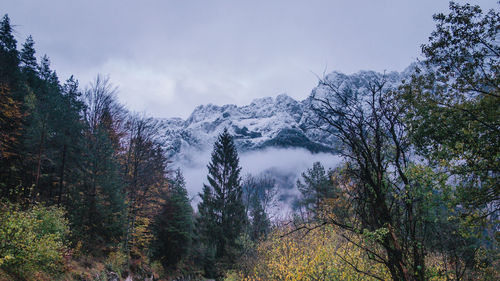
[0,2,498,281]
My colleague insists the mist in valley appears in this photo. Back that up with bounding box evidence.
[176,146,341,212]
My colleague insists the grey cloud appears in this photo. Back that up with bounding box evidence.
[3,0,496,118]
[177,147,341,207]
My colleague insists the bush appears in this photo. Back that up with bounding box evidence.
[0,202,69,279]
[228,225,390,281]
[105,249,127,276]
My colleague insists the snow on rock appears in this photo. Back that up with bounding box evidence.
[157,69,409,160]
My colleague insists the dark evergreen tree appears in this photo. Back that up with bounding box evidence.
[0,15,16,51]
[249,196,269,241]
[20,35,37,75]
[55,76,84,205]
[0,14,19,88]
[197,128,246,275]
[197,184,215,243]
[196,184,218,277]
[295,162,337,215]
[152,169,193,270]
[21,55,63,201]
[69,75,126,250]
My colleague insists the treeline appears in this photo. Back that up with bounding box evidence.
[0,12,195,280]
[0,11,276,281]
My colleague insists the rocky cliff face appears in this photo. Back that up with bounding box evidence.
[157,69,409,160]
[157,93,331,159]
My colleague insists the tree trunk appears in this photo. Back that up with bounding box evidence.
[57,143,67,205]
[33,121,46,202]
[386,224,411,281]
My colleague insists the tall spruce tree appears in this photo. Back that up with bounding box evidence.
[295,161,337,216]
[56,76,84,205]
[249,196,269,241]
[0,14,19,89]
[70,75,126,250]
[197,128,246,275]
[20,36,37,75]
[152,169,193,270]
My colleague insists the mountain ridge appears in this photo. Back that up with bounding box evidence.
[157,68,410,160]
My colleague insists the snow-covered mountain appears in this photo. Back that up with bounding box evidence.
[157,69,408,161]
[157,93,332,160]
[158,69,410,206]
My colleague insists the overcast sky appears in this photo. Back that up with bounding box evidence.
[3,0,496,118]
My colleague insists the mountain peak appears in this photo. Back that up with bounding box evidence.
[159,69,408,159]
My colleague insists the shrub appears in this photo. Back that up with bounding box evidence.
[0,202,69,279]
[228,225,390,281]
[105,249,127,276]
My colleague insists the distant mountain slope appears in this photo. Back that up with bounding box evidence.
[157,69,409,159]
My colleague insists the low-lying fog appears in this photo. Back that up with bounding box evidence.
[175,147,342,214]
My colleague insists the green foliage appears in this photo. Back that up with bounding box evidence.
[68,75,126,251]
[0,14,20,88]
[404,2,499,211]
[104,249,127,276]
[248,197,269,241]
[20,35,37,75]
[197,128,247,277]
[241,174,275,241]
[295,161,337,215]
[152,169,193,269]
[0,202,69,278]
[399,5,500,277]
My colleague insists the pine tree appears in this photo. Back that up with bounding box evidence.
[23,55,62,200]
[249,196,269,241]
[55,76,84,205]
[0,15,16,52]
[20,35,37,75]
[295,162,337,215]
[0,14,20,96]
[69,75,126,250]
[152,169,193,269]
[197,128,246,274]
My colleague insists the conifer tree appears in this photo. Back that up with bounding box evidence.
[0,14,19,84]
[197,128,246,274]
[0,15,16,52]
[295,161,337,215]
[249,196,269,241]
[55,76,84,205]
[0,14,20,101]
[20,35,37,75]
[152,169,193,269]
[23,55,62,200]
[70,75,126,249]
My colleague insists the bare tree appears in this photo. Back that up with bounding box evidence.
[307,71,425,281]
[242,173,278,219]
[122,113,169,259]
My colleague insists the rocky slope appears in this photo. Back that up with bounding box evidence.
[157,69,409,160]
